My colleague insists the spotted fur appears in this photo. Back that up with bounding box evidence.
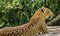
[0,7,53,36]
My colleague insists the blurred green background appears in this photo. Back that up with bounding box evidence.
[0,0,60,27]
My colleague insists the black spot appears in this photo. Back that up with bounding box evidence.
[14,33,16,36]
[7,35,8,36]
[20,32,23,35]
[10,32,13,35]
[12,32,14,33]
[31,24,33,27]
[15,30,19,35]
[5,33,7,36]
[28,25,30,26]
[16,30,19,33]
[7,34,9,36]
[7,33,10,36]
[8,33,10,35]
[2,33,5,36]
[27,26,30,29]
[2,33,4,34]
[10,33,12,35]
[17,32,19,34]
[22,28,25,32]
[24,28,27,32]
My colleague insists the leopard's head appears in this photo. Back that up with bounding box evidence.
[30,7,53,22]
[38,7,53,20]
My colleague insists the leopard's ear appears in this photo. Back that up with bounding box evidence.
[41,6,45,9]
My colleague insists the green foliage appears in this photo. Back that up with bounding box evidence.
[0,0,60,27]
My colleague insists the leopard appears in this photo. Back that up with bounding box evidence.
[0,7,53,36]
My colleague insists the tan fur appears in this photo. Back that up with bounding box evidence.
[0,7,53,36]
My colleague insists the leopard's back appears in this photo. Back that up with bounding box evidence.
[0,22,41,36]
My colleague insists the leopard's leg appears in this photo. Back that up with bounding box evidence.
[41,24,49,34]
[38,23,49,34]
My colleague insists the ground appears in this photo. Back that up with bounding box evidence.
[34,26,60,36]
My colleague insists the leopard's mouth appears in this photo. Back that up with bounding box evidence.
[48,16,53,20]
